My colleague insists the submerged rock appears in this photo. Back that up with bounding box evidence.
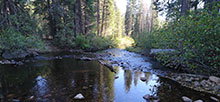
[74,93,84,99]
[182,96,192,102]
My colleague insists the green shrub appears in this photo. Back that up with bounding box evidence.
[0,28,45,52]
[54,22,76,48]
[148,9,220,75]
[89,36,112,50]
[75,34,91,49]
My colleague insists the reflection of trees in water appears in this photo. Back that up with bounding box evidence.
[0,62,52,101]
[124,70,132,92]
[0,59,116,102]
[95,63,114,102]
[133,71,151,86]
[144,72,151,85]
[45,59,115,102]
[134,71,141,86]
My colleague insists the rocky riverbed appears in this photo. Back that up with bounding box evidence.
[96,48,220,99]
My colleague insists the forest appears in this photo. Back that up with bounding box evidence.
[0,0,220,78]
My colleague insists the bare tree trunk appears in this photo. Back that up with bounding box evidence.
[97,0,100,36]
[83,1,88,35]
[47,0,56,37]
[100,0,106,36]
[78,0,83,34]
[73,2,77,37]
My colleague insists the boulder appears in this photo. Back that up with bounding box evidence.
[182,96,192,102]
[209,76,220,84]
[74,93,84,99]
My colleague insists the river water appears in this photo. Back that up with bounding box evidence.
[0,50,217,102]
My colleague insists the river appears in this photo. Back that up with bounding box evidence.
[0,49,217,102]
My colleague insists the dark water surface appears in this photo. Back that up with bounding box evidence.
[0,53,218,102]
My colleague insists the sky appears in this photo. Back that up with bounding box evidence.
[116,0,166,20]
[116,0,127,14]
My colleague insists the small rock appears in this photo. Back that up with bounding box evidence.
[7,94,15,98]
[28,96,34,100]
[44,94,51,98]
[143,94,158,100]
[115,76,119,79]
[194,100,203,102]
[210,96,219,102]
[209,76,220,84]
[143,94,151,100]
[182,96,192,102]
[74,93,84,99]
[152,99,160,102]
[194,81,200,87]
[12,99,20,102]
[185,78,192,82]
[82,86,88,89]
[140,77,147,82]
[176,76,182,81]
[89,85,93,87]
[200,80,207,87]
[194,78,200,81]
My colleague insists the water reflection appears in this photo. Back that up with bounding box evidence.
[0,56,219,102]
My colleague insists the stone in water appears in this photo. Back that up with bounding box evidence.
[74,93,84,99]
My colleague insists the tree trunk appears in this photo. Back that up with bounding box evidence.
[78,0,83,34]
[73,2,77,37]
[47,0,56,37]
[97,0,100,36]
[181,0,189,16]
[84,1,88,35]
[100,0,106,36]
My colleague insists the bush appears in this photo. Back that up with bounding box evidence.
[75,34,91,49]
[147,9,220,75]
[89,35,112,50]
[54,23,76,48]
[0,28,45,52]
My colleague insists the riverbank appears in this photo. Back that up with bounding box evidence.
[96,48,220,100]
